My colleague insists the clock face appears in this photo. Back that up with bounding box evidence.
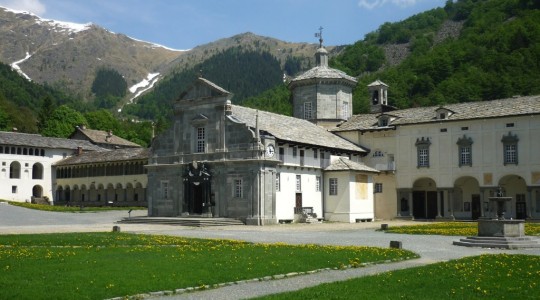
[266,144,275,157]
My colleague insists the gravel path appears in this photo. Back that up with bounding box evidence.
[1,203,539,299]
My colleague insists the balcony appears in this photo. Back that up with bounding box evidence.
[375,161,396,172]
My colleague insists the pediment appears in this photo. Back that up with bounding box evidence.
[178,77,231,101]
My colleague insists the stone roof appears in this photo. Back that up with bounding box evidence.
[0,131,104,151]
[54,148,149,166]
[367,79,388,87]
[324,157,380,173]
[71,127,141,148]
[288,66,357,87]
[231,106,367,153]
[333,95,540,132]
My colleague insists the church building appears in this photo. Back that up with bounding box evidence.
[146,45,380,225]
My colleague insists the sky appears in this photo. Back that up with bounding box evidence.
[0,0,447,50]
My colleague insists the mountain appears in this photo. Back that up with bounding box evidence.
[0,7,182,101]
[330,0,540,113]
[0,7,336,106]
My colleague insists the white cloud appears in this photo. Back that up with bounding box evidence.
[358,0,419,10]
[0,0,46,15]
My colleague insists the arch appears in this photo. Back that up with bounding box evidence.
[106,183,115,204]
[454,176,481,220]
[498,175,528,219]
[9,161,21,179]
[80,184,87,202]
[412,177,438,219]
[32,185,43,198]
[97,184,105,202]
[32,163,44,179]
[56,186,64,203]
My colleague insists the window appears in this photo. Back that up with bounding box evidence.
[234,179,243,198]
[457,135,473,167]
[461,127,469,131]
[12,186,17,193]
[292,147,297,158]
[329,178,338,195]
[300,150,305,166]
[303,102,312,119]
[502,132,519,165]
[161,181,169,199]
[506,123,514,128]
[440,128,447,132]
[375,183,383,193]
[342,102,349,119]
[32,163,44,179]
[415,137,431,168]
[279,147,284,161]
[418,148,429,167]
[316,176,321,192]
[196,127,206,153]
[372,150,384,157]
[378,117,388,127]
[9,161,21,179]
[439,113,446,119]
[313,149,318,159]
[295,175,301,192]
[276,173,280,191]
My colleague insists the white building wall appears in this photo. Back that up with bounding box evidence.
[0,149,69,203]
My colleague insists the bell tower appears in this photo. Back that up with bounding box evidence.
[368,80,389,113]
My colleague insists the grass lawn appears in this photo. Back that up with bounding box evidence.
[384,222,540,236]
[3,200,145,212]
[257,254,540,299]
[0,232,417,300]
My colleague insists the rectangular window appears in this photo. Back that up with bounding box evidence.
[316,176,321,192]
[295,175,301,192]
[279,147,284,161]
[313,149,318,159]
[461,127,469,131]
[506,123,514,128]
[459,146,472,166]
[300,150,305,166]
[440,128,447,132]
[329,178,338,195]
[504,144,517,164]
[304,102,312,119]
[234,179,243,198]
[196,127,205,153]
[276,173,280,191]
[292,147,297,158]
[12,186,17,194]
[418,148,429,167]
[161,181,169,199]
[375,183,383,193]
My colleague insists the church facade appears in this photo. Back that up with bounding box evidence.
[146,70,379,224]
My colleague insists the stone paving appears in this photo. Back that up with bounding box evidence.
[1,203,539,299]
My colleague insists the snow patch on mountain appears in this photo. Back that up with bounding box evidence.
[128,73,161,103]
[10,52,32,81]
[1,6,91,34]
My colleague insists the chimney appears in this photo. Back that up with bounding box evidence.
[106,130,113,142]
[77,146,83,156]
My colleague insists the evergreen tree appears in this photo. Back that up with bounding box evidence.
[41,105,88,138]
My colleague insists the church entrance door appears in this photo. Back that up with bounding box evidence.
[183,162,212,216]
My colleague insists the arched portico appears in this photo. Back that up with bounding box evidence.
[498,175,527,219]
[411,178,438,219]
[453,176,481,220]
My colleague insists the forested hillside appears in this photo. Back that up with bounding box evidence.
[123,47,283,120]
[332,0,540,113]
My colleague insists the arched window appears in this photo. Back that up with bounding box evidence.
[9,161,21,179]
[32,163,44,179]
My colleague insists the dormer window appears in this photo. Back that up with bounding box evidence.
[373,150,384,157]
[378,116,389,127]
[436,108,453,120]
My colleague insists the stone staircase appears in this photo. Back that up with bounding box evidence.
[453,236,540,249]
[117,217,245,227]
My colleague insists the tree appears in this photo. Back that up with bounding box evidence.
[41,105,88,138]
[37,96,55,133]
[84,109,120,132]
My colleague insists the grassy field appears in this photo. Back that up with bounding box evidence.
[0,232,417,300]
[258,254,540,299]
[384,222,540,236]
[2,200,145,212]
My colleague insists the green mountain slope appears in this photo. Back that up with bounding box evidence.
[332,0,540,113]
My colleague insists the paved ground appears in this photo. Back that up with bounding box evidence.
[1,202,539,299]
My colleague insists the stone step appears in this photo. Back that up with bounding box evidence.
[453,236,540,249]
[118,217,245,227]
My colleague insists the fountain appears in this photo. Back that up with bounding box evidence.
[454,187,539,249]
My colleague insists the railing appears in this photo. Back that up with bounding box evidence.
[375,161,396,171]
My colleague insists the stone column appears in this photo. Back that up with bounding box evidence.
[408,190,414,219]
[527,187,533,219]
[479,187,487,218]
[436,189,442,218]
[448,189,455,220]
[396,189,402,217]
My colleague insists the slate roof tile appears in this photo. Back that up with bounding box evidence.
[324,157,380,173]
[54,148,149,166]
[0,131,105,151]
